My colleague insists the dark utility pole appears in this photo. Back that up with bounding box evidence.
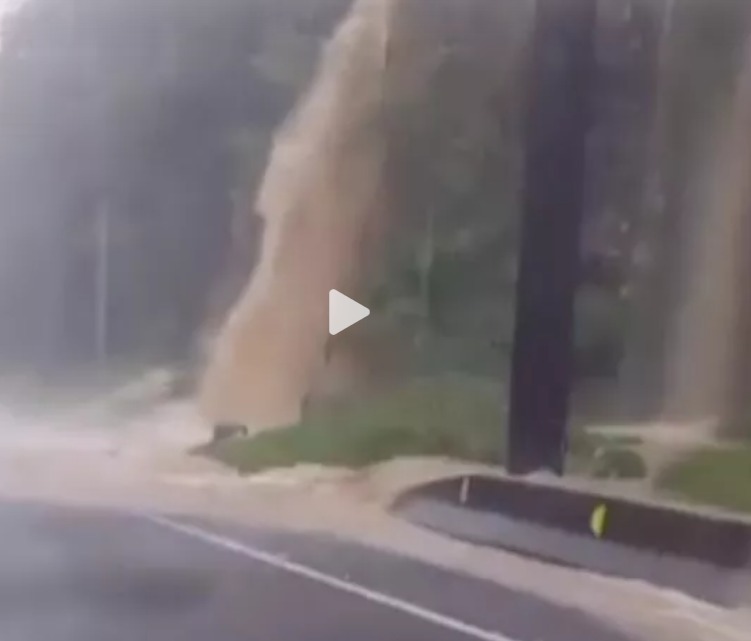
[507,0,598,475]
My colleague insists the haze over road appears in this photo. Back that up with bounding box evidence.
[0,500,635,641]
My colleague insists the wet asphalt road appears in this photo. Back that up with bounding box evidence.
[0,501,637,641]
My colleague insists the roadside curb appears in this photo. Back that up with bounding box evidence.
[391,475,751,606]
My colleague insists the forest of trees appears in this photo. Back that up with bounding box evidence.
[0,0,349,373]
[0,0,749,425]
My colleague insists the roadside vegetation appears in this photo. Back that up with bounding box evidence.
[198,377,505,472]
[198,376,647,478]
[203,405,751,519]
[657,445,751,514]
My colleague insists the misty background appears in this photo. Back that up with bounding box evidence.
[0,0,750,438]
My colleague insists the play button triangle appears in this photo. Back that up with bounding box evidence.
[329,289,370,336]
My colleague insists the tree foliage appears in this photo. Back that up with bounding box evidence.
[0,0,748,420]
[0,0,348,373]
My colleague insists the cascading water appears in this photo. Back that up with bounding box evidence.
[665,41,751,428]
[200,0,394,429]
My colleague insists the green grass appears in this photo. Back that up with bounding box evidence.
[199,377,507,473]
[657,446,751,514]
[198,376,645,476]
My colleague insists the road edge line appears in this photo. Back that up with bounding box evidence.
[145,514,518,641]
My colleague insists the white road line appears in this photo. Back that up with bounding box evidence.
[146,515,519,641]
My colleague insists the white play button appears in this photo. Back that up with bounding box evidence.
[329,289,370,335]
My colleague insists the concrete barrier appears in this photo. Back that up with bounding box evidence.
[392,475,751,606]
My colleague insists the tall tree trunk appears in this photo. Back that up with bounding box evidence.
[507,0,597,475]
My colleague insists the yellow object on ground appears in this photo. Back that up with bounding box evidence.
[590,503,608,538]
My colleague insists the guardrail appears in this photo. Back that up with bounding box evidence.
[392,475,751,606]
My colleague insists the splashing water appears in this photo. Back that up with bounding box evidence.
[200,0,394,429]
